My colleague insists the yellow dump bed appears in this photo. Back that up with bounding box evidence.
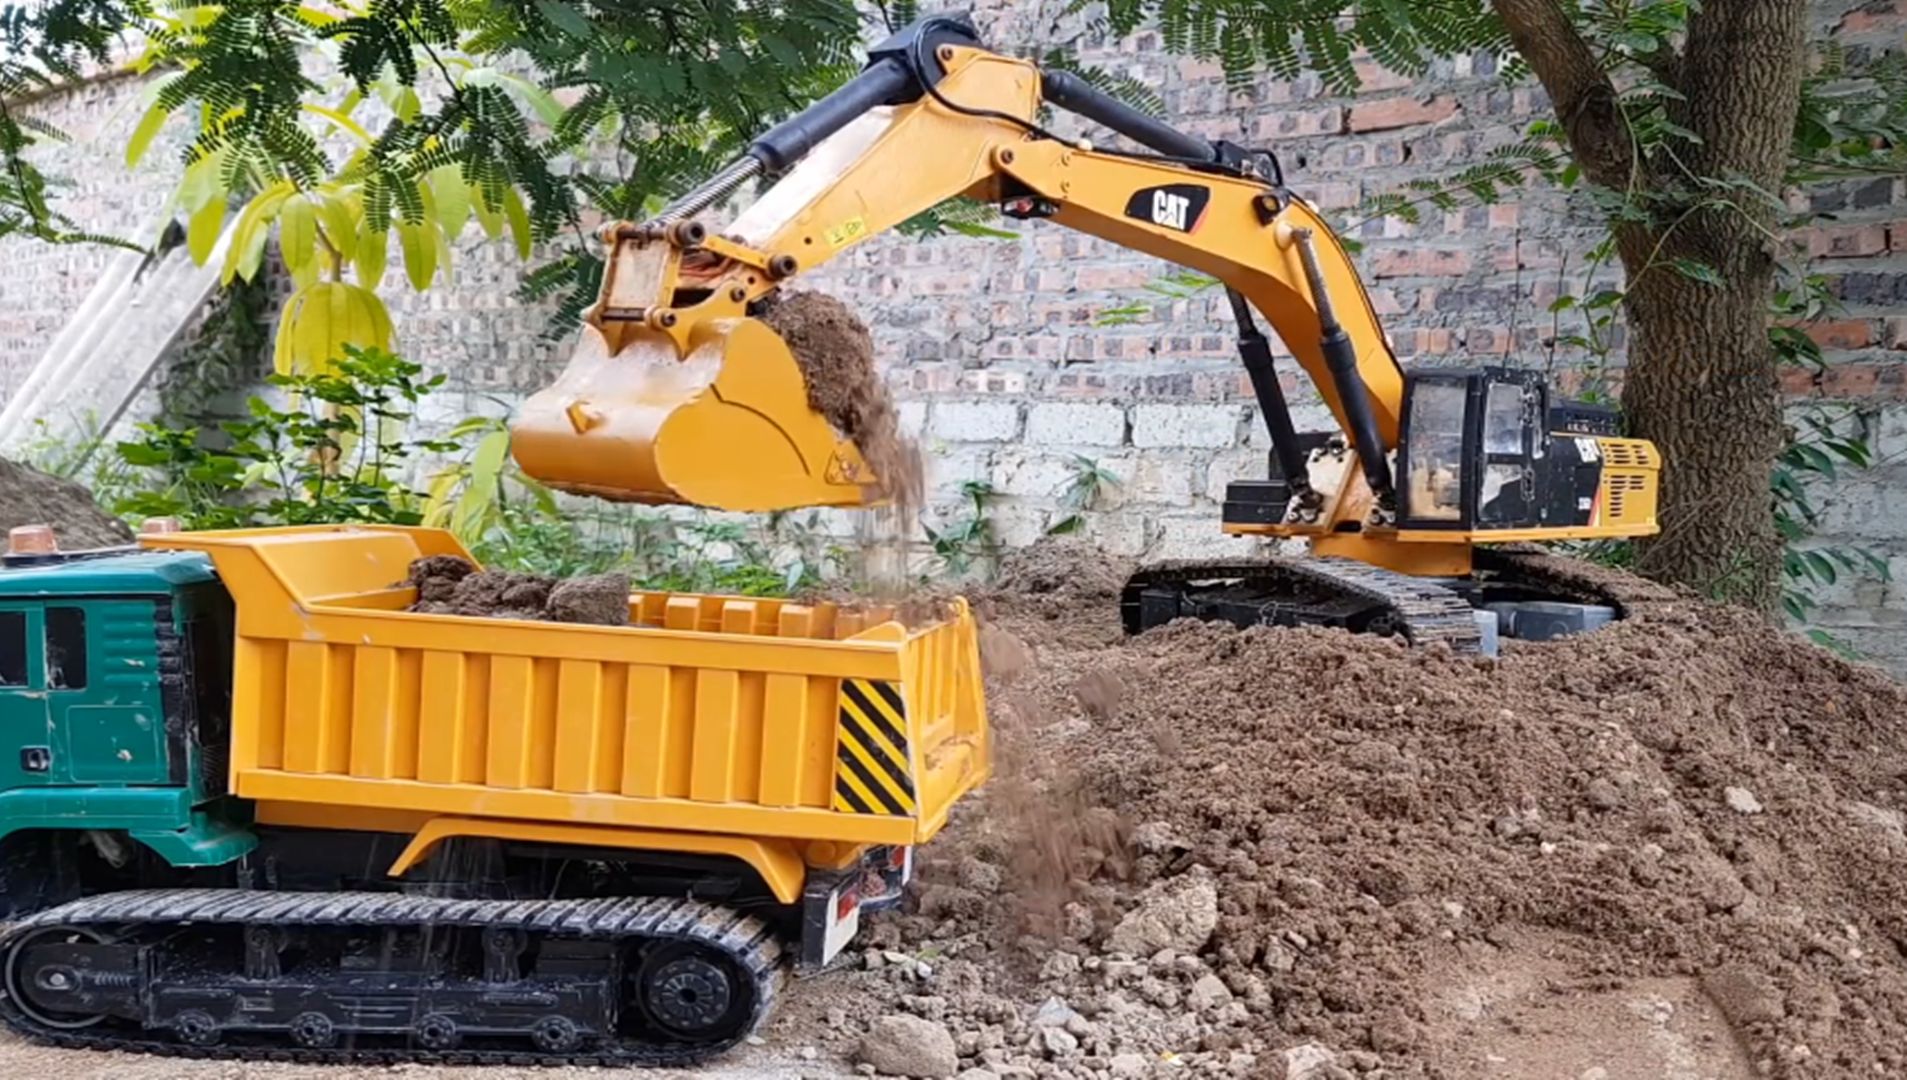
[144,526,988,854]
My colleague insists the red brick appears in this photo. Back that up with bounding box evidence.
[1495,241,1564,272]
[1822,364,1881,399]
[1371,248,1474,278]
[1177,56,1224,80]
[1892,221,1907,253]
[1463,326,1515,356]
[1392,328,1456,356]
[1805,320,1879,350]
[1352,60,1414,92]
[1838,2,1904,33]
[1253,107,1344,138]
[1779,365,1819,396]
[1075,265,1155,291]
[1806,223,1888,259]
[1309,182,1362,210]
[1367,288,1406,316]
[1347,95,1459,133]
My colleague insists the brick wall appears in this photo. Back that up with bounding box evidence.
[4,0,1906,664]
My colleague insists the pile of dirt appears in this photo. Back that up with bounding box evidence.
[0,456,134,550]
[783,545,1907,1079]
[756,290,923,516]
[402,555,629,626]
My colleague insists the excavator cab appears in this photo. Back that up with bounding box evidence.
[1397,368,1653,536]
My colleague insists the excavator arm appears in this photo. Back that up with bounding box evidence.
[511,14,1657,576]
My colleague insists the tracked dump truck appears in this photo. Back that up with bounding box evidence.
[0,523,987,1064]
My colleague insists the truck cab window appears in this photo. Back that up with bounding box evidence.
[46,607,87,690]
[0,612,24,686]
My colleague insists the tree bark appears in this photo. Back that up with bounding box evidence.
[1492,0,1809,608]
[1624,0,1807,607]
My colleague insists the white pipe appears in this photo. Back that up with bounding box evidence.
[83,225,237,464]
[0,249,142,445]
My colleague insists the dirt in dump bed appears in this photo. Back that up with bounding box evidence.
[402,556,629,626]
[755,290,923,514]
[0,456,135,551]
[782,542,1907,1079]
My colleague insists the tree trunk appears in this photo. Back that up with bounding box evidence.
[1622,258,1785,606]
[1495,0,1809,608]
[1623,0,1808,606]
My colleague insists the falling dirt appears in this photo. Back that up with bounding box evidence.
[756,290,923,519]
[0,456,135,550]
[402,555,629,626]
[779,542,1907,1079]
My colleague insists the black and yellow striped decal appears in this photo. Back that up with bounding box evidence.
[832,678,916,816]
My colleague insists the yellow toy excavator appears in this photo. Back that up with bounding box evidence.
[511,14,1662,651]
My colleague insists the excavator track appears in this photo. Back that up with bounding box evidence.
[1121,555,1483,652]
[0,889,781,1067]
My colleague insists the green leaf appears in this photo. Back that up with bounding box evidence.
[279,193,317,277]
[312,190,358,261]
[355,219,389,289]
[177,148,225,215]
[502,186,532,259]
[398,219,437,290]
[299,102,373,145]
[428,165,471,237]
[452,429,512,540]
[126,100,172,168]
[223,180,295,285]
[945,219,1021,240]
[495,72,565,126]
[1802,549,1838,585]
[187,193,225,264]
[1668,258,1723,287]
[472,184,505,240]
[535,0,592,38]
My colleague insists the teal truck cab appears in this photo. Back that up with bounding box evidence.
[0,541,252,915]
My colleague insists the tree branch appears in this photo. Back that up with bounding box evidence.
[1490,0,1637,192]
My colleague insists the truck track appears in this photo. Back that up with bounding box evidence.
[0,889,782,1068]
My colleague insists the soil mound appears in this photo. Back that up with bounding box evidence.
[0,456,134,550]
[789,545,1907,1079]
[756,290,923,514]
[403,556,629,626]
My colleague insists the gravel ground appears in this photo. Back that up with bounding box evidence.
[0,1032,854,1079]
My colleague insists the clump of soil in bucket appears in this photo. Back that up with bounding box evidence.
[756,290,923,516]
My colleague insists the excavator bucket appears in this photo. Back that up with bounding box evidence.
[510,232,880,511]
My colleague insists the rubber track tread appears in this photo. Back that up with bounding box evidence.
[0,889,782,1068]
[1125,555,1481,652]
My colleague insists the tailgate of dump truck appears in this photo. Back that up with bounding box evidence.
[142,525,988,848]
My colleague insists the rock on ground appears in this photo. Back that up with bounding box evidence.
[857,1014,958,1078]
[1105,867,1218,955]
